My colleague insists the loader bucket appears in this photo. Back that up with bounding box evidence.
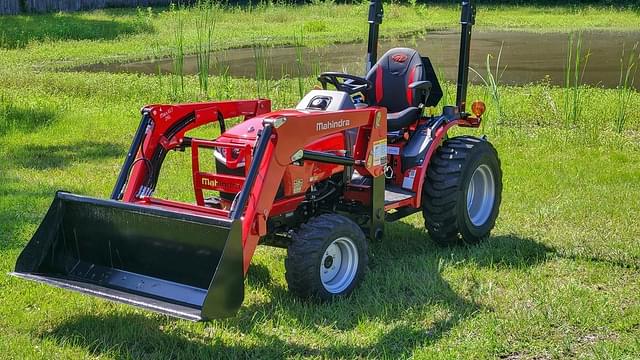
[11,192,244,321]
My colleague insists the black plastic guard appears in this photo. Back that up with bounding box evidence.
[421,56,443,107]
[11,191,244,321]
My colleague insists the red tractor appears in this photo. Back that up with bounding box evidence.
[12,0,501,321]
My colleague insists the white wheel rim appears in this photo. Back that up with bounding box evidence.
[466,164,496,227]
[320,236,359,294]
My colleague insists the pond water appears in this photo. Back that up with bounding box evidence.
[75,30,640,89]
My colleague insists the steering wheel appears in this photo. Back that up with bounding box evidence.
[318,72,373,95]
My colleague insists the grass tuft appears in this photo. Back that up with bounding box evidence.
[294,27,306,99]
[563,32,591,129]
[253,43,271,98]
[170,3,186,101]
[615,42,639,134]
[470,42,507,131]
[194,0,216,99]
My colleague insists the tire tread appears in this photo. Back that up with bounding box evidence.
[285,214,368,300]
[422,136,502,246]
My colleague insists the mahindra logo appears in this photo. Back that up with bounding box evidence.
[392,53,408,63]
[316,119,350,131]
[202,177,241,192]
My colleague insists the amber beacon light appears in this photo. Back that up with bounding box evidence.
[471,100,486,117]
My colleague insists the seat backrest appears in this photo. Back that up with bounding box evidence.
[365,48,425,112]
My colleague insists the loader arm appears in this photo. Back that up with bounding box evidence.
[118,99,271,202]
[114,100,386,274]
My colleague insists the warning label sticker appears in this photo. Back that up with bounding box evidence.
[293,178,304,193]
[372,139,387,167]
[402,169,416,190]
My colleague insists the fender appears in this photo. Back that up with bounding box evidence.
[412,116,481,207]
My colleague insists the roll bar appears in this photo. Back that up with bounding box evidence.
[365,0,384,73]
[456,0,476,113]
[365,0,475,113]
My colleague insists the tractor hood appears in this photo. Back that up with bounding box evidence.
[222,116,263,140]
[221,110,312,141]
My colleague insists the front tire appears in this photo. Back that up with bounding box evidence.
[422,136,502,246]
[285,214,368,300]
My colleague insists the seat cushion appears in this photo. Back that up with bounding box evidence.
[365,48,425,112]
[387,107,421,131]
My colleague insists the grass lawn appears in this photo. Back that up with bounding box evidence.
[1,2,640,359]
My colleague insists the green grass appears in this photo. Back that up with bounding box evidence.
[1,2,640,359]
[0,70,639,359]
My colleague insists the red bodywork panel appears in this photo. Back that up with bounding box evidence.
[190,116,347,214]
[121,100,386,274]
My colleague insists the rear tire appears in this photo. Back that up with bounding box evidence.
[422,136,502,246]
[285,214,368,300]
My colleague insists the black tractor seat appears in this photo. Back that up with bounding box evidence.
[365,48,434,132]
[387,108,421,131]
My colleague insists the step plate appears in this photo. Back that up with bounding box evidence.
[384,186,414,206]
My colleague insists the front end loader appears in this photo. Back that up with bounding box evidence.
[12,0,502,321]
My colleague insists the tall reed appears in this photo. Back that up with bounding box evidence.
[294,28,306,99]
[220,65,232,100]
[435,66,452,106]
[253,44,270,98]
[213,51,233,100]
[311,48,323,79]
[149,38,164,94]
[563,32,590,128]
[470,42,506,130]
[170,3,186,100]
[615,42,639,134]
[195,0,216,99]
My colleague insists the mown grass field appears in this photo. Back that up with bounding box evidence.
[1,2,640,359]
